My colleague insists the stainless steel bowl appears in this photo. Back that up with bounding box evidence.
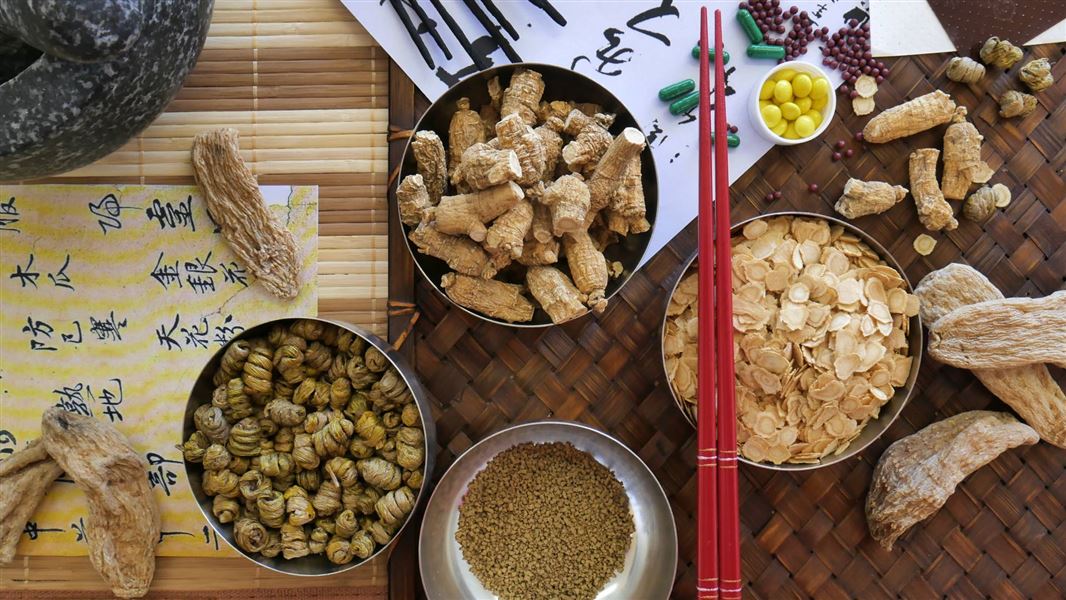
[660,212,923,471]
[182,317,437,575]
[398,62,658,327]
[419,420,677,599]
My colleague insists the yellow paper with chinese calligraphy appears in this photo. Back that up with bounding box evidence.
[0,184,317,557]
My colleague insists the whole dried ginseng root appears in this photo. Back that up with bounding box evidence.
[413,130,447,204]
[909,148,957,231]
[941,108,994,201]
[41,408,161,598]
[192,128,302,299]
[441,273,536,323]
[998,90,1037,118]
[866,411,1037,549]
[561,230,609,313]
[862,91,957,143]
[915,263,1066,448]
[834,179,908,219]
[944,56,985,83]
[0,439,63,564]
[526,266,587,324]
[927,290,1066,369]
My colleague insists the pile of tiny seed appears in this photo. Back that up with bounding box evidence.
[456,442,634,600]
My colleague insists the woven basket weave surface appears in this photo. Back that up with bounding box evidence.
[389,46,1066,598]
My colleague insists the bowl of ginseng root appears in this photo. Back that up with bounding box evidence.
[181,317,436,575]
[396,63,658,327]
[661,212,923,471]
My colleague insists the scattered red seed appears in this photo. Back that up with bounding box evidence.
[765,192,774,202]
[808,183,819,193]
[773,191,783,200]
[832,152,842,161]
[835,140,846,149]
[845,148,855,158]
[854,131,864,142]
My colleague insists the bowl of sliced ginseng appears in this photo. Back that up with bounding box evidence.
[661,212,923,470]
[396,63,658,327]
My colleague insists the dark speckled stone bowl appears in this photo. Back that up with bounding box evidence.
[0,0,214,181]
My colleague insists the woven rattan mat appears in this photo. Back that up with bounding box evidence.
[388,46,1066,598]
[3,1,390,597]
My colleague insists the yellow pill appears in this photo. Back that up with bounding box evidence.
[760,100,771,110]
[759,79,776,101]
[794,115,816,137]
[810,77,830,100]
[811,95,828,110]
[761,104,783,128]
[775,68,797,82]
[773,80,793,103]
[792,73,813,98]
[795,97,812,113]
[806,109,823,128]
[783,123,799,139]
[770,120,788,136]
[780,102,801,121]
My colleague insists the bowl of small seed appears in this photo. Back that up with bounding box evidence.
[419,420,676,600]
[396,63,658,327]
[661,213,923,470]
[180,317,436,575]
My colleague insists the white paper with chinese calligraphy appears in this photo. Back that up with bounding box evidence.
[344,0,866,267]
[0,184,318,557]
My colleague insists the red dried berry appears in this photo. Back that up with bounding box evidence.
[773,190,783,199]
[808,183,820,193]
[845,148,855,158]
[831,152,842,161]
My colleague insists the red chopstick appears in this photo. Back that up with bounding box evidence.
[695,7,719,600]
[712,9,742,600]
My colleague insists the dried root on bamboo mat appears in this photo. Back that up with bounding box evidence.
[401,68,647,324]
[0,439,63,564]
[41,408,161,598]
[834,179,908,219]
[862,91,957,143]
[941,108,993,201]
[665,216,919,465]
[915,264,1066,448]
[927,290,1066,370]
[191,128,302,300]
[978,37,1023,69]
[1019,58,1054,93]
[909,148,957,232]
[866,411,1037,550]
[998,90,1037,118]
[944,56,985,84]
[182,320,426,565]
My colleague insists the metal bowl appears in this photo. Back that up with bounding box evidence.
[419,420,677,599]
[660,212,923,471]
[397,62,658,327]
[182,317,437,575]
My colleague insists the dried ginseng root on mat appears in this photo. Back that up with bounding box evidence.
[192,128,302,299]
[42,408,160,598]
[866,411,1037,550]
[927,290,1066,369]
[916,264,1066,448]
[0,439,63,564]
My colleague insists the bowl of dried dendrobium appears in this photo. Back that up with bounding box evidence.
[661,213,923,470]
[181,317,435,575]
[395,63,657,327]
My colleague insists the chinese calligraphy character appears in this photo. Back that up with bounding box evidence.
[218,261,248,287]
[89,311,128,342]
[0,430,16,457]
[626,0,679,46]
[47,254,74,290]
[98,378,124,422]
[71,517,87,543]
[150,252,182,290]
[0,197,19,232]
[213,314,245,345]
[10,253,39,288]
[184,252,217,294]
[156,314,182,351]
[88,193,138,234]
[146,196,196,231]
[22,521,65,540]
[22,317,57,351]
[181,317,211,349]
[146,453,182,497]
[61,320,83,345]
[52,384,93,416]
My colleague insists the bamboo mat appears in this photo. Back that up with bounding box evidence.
[4,1,391,597]
[389,46,1066,598]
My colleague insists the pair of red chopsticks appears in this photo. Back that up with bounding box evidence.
[696,8,741,600]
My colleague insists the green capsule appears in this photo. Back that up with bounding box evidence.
[712,132,741,148]
[658,79,695,101]
[746,43,785,60]
[690,45,730,64]
[736,9,763,44]
[668,90,699,115]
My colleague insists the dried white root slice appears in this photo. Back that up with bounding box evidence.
[991,183,1012,208]
[866,411,1038,550]
[854,75,878,98]
[913,234,937,255]
[852,96,876,116]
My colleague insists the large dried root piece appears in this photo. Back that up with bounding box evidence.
[41,408,160,598]
[496,114,546,186]
[961,186,997,222]
[534,118,565,181]
[527,266,586,324]
[909,148,957,231]
[500,68,545,126]
[866,411,1038,550]
[396,174,432,226]
[432,182,524,241]
[562,230,609,313]
[945,56,985,83]
[862,91,957,143]
[543,173,590,236]
[998,90,1037,118]
[915,264,1066,447]
[561,110,613,173]
[454,144,521,190]
[0,440,63,564]
[927,291,1066,369]
[1019,58,1053,92]
[447,98,485,178]
[518,237,560,266]
[607,156,649,234]
[834,178,908,219]
[485,199,534,259]
[588,128,646,213]
[441,273,535,323]
[941,108,993,200]
[530,200,554,243]
[409,221,498,278]
[979,37,1023,68]
[412,131,447,205]
[191,128,301,299]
